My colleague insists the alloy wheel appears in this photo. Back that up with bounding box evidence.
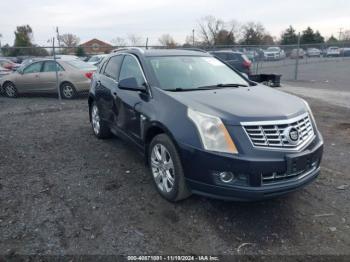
[62,85,74,98]
[150,144,175,193]
[91,105,100,135]
[5,84,16,97]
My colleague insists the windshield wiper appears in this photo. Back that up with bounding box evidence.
[216,83,249,87]
[164,87,215,92]
[164,83,249,92]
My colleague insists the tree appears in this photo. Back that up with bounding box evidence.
[75,46,86,57]
[216,29,235,45]
[300,27,324,44]
[327,35,338,44]
[128,34,143,46]
[280,26,298,45]
[262,34,275,45]
[240,22,266,45]
[11,25,33,56]
[111,37,127,47]
[158,34,177,48]
[58,33,80,47]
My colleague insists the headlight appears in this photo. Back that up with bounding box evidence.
[303,100,318,129]
[187,108,238,154]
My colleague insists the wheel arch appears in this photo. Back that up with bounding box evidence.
[144,121,181,166]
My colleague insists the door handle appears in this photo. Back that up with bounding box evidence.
[35,74,39,78]
[96,80,101,87]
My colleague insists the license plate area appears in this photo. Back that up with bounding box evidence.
[286,150,319,176]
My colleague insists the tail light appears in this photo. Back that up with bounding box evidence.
[243,60,251,68]
[85,72,93,79]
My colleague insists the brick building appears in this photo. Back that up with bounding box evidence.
[79,39,113,55]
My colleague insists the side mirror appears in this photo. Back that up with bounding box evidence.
[118,77,146,92]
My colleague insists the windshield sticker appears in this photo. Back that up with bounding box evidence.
[202,57,223,66]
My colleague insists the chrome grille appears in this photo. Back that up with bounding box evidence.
[242,113,315,150]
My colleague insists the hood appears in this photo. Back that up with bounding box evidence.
[165,85,307,125]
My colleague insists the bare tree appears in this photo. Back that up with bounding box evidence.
[158,34,177,48]
[198,16,238,45]
[240,22,266,45]
[128,34,143,46]
[58,33,80,47]
[111,37,127,47]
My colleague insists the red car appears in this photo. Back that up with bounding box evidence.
[0,58,20,71]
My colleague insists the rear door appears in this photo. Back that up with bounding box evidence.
[16,61,44,92]
[39,61,65,91]
[96,55,124,123]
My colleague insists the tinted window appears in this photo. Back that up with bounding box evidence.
[226,53,240,61]
[213,53,227,60]
[103,55,123,80]
[119,55,145,86]
[42,61,64,72]
[23,62,43,74]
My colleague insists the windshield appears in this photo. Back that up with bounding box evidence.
[147,56,248,91]
[65,60,96,70]
[267,47,279,51]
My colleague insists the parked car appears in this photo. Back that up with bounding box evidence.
[87,54,108,66]
[326,47,340,57]
[290,48,306,59]
[88,48,323,202]
[244,50,259,61]
[341,48,350,57]
[0,58,21,71]
[0,66,11,78]
[306,48,321,57]
[209,51,252,75]
[0,59,96,99]
[263,47,285,60]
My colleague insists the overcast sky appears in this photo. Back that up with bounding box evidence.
[1,0,349,46]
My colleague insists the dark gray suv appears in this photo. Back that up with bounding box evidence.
[88,48,323,202]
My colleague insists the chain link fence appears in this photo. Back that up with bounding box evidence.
[1,42,350,84]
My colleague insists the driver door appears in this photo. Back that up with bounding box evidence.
[114,55,147,144]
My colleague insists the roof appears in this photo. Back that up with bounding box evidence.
[114,48,211,57]
[80,38,113,47]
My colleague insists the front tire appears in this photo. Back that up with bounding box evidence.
[89,102,112,139]
[148,134,191,202]
[3,82,18,98]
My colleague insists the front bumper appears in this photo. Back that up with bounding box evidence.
[178,137,323,201]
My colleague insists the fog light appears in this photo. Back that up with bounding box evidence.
[219,172,235,183]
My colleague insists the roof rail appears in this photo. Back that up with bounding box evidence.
[175,47,208,53]
[111,47,145,53]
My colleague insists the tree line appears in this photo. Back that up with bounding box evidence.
[1,16,349,56]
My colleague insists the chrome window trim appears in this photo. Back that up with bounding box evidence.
[241,112,316,152]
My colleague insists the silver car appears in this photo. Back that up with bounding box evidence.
[0,59,96,99]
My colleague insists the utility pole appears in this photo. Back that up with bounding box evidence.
[294,32,301,80]
[145,37,148,49]
[338,28,343,41]
[192,29,195,46]
[52,37,62,102]
[56,27,61,54]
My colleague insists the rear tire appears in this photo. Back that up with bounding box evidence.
[3,82,18,98]
[60,82,77,99]
[89,102,112,139]
[148,134,191,202]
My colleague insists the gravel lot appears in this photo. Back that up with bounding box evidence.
[0,88,349,256]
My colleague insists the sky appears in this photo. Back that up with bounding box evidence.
[0,0,349,46]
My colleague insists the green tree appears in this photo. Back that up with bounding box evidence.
[300,27,324,44]
[12,25,33,56]
[327,35,338,44]
[280,26,298,45]
[75,46,86,57]
[240,22,266,45]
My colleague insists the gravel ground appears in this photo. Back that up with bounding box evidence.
[0,90,349,256]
